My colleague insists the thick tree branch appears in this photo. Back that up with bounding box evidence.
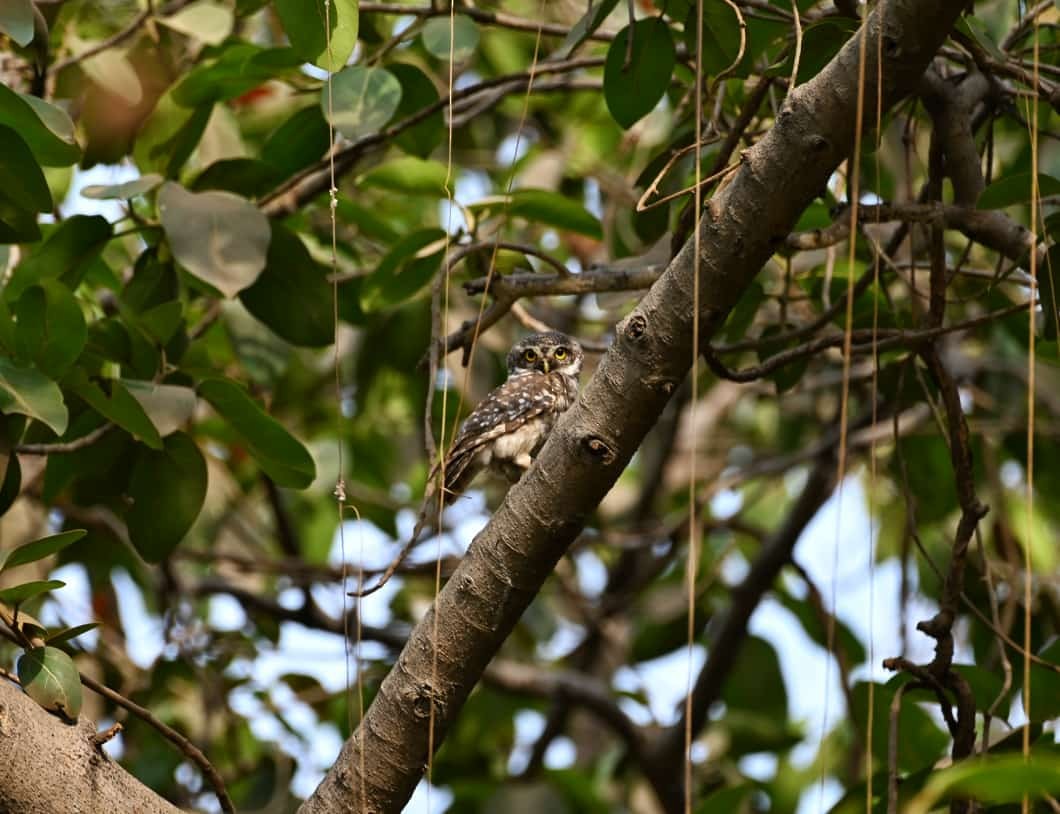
[297,4,974,812]
[0,678,184,814]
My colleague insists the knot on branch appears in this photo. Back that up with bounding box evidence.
[408,682,443,720]
[580,435,617,465]
[623,313,648,342]
[808,134,830,153]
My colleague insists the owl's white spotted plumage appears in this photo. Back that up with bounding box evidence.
[434,331,584,501]
[350,331,583,598]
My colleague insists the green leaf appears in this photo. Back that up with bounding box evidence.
[0,85,80,166]
[389,62,442,157]
[125,432,207,562]
[172,44,302,107]
[0,357,67,435]
[199,378,316,488]
[721,636,787,718]
[158,182,271,298]
[604,19,676,129]
[261,105,331,178]
[275,0,358,71]
[421,14,480,61]
[360,157,449,195]
[325,65,401,141]
[360,228,446,312]
[122,380,196,437]
[13,282,87,378]
[795,19,856,85]
[5,215,112,301]
[192,157,280,197]
[978,172,1060,209]
[1,530,85,572]
[0,579,65,605]
[18,645,83,719]
[0,0,34,46]
[507,189,603,239]
[0,452,20,517]
[0,189,42,243]
[685,0,744,76]
[158,0,234,45]
[907,753,1060,814]
[81,173,163,200]
[558,0,620,59]
[65,373,163,449]
[239,222,333,347]
[858,680,948,772]
[46,623,100,646]
[0,124,52,213]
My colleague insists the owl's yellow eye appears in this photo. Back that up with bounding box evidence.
[523,349,537,363]
[554,348,567,360]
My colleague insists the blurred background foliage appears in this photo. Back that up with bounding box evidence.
[0,0,1058,811]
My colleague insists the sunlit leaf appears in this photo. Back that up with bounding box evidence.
[360,157,449,195]
[45,623,100,646]
[422,14,479,61]
[907,753,1060,814]
[0,357,67,435]
[81,49,142,106]
[324,65,401,141]
[0,0,34,46]
[18,645,82,719]
[275,0,358,71]
[0,579,65,605]
[122,380,197,438]
[0,85,80,166]
[1,530,85,572]
[158,182,271,298]
[81,173,163,200]
[158,0,234,45]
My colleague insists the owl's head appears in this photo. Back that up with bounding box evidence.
[507,332,584,378]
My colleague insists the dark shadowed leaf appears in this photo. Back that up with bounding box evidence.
[908,753,1060,813]
[5,215,112,300]
[422,15,479,61]
[126,432,207,562]
[604,19,675,129]
[275,0,358,71]
[0,452,20,517]
[159,182,271,297]
[1,530,85,572]
[558,0,620,58]
[18,646,82,719]
[239,222,333,347]
[389,62,442,157]
[506,189,602,239]
[199,378,316,488]
[860,680,948,772]
[1040,245,1060,340]
[66,372,163,449]
[685,0,744,76]
[0,124,52,213]
[261,105,331,177]
[13,282,87,378]
[0,357,67,435]
[324,65,401,141]
[359,228,446,312]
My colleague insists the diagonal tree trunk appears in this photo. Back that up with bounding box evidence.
[296,2,974,812]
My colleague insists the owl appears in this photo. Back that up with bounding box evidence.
[434,331,584,503]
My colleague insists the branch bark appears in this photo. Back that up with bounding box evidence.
[0,679,183,814]
[298,4,974,812]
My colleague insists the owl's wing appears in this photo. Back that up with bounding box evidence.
[432,374,560,499]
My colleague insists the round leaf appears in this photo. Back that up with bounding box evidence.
[18,646,83,719]
[324,65,401,141]
[421,15,480,61]
[158,1,234,46]
[122,380,197,438]
[199,378,316,489]
[604,18,676,129]
[275,0,358,71]
[13,282,87,378]
[126,432,208,562]
[239,222,333,347]
[158,182,271,298]
[0,0,34,47]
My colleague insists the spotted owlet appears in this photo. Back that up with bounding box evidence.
[435,330,584,501]
[351,331,583,598]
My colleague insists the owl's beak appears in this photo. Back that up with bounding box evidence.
[542,360,550,373]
